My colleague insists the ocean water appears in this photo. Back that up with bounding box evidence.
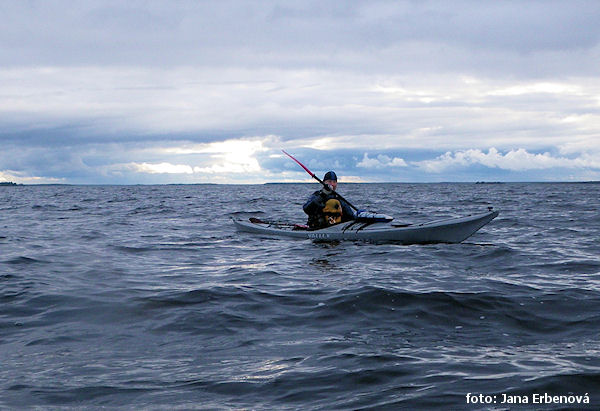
[1,182,599,410]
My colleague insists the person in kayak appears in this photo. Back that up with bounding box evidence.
[303,171,356,229]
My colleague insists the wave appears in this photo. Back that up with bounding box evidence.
[129,285,600,345]
[2,256,48,265]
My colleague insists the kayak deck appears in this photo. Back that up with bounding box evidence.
[233,209,499,244]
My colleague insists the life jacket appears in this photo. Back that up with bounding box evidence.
[322,199,342,225]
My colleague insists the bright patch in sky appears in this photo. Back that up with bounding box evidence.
[416,148,600,173]
[357,153,408,169]
[490,82,582,97]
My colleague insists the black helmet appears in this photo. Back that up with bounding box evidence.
[323,171,337,181]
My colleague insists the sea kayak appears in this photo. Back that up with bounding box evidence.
[233,209,499,244]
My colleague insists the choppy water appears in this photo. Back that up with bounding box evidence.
[1,183,599,410]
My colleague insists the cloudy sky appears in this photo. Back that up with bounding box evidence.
[2,0,600,184]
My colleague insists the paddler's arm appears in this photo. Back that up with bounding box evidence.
[340,199,356,220]
[303,190,327,215]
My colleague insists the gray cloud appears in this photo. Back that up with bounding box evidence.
[3,1,600,74]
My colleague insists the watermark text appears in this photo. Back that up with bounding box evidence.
[466,392,590,405]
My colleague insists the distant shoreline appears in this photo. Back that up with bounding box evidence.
[264,181,600,185]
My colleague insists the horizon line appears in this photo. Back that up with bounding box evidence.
[3,181,600,186]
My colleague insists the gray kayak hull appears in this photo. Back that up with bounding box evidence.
[233,209,499,244]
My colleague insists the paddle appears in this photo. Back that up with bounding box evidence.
[281,149,359,212]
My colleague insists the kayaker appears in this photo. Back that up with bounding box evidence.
[303,171,356,228]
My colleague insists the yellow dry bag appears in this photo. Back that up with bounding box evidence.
[322,199,342,225]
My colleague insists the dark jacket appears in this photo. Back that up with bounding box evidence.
[303,189,355,228]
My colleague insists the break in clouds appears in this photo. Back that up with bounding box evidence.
[1,1,600,183]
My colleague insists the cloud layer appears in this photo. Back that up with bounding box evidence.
[1,1,600,183]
